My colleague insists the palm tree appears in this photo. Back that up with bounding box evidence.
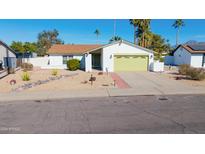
[129,19,139,44]
[109,36,122,43]
[94,29,100,43]
[172,19,185,46]
[130,19,151,47]
[141,19,151,47]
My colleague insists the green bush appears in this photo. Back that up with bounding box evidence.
[187,68,205,81]
[51,69,58,76]
[21,63,33,71]
[178,64,190,75]
[67,59,80,71]
[159,57,164,62]
[22,71,30,81]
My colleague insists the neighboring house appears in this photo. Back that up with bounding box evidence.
[47,40,154,72]
[173,44,205,67]
[0,40,16,69]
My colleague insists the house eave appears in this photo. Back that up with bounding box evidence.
[84,40,154,54]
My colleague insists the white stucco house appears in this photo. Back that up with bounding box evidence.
[173,44,205,68]
[47,40,154,72]
[0,40,16,69]
[48,40,154,72]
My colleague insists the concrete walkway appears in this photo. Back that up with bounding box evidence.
[1,72,205,102]
[110,73,130,89]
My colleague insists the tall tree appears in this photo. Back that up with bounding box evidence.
[148,33,172,59]
[109,36,122,43]
[172,19,185,46]
[10,41,25,53]
[130,19,151,47]
[37,29,63,56]
[129,19,139,44]
[135,19,151,47]
[24,42,37,53]
[94,29,100,43]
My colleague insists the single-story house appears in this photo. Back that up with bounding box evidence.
[0,40,16,70]
[47,40,154,72]
[173,44,205,67]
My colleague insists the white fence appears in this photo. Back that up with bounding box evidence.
[164,56,174,65]
[150,61,164,72]
[22,57,67,69]
[23,57,49,67]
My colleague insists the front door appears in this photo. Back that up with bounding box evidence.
[92,54,101,69]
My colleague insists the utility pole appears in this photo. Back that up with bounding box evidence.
[113,19,116,37]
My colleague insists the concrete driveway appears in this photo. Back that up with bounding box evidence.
[115,72,205,95]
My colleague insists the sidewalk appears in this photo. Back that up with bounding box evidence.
[0,89,109,102]
[1,86,205,103]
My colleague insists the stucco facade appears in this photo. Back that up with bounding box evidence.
[48,55,83,69]
[0,42,16,68]
[84,41,154,72]
[29,40,154,71]
[174,47,192,66]
[174,46,205,67]
[100,42,153,72]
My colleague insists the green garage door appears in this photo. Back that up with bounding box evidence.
[114,55,148,71]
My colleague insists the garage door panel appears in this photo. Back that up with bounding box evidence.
[114,55,148,71]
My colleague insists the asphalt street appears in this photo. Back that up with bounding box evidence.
[0,94,205,133]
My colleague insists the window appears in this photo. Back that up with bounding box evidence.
[63,56,67,64]
[63,55,73,64]
[68,55,73,60]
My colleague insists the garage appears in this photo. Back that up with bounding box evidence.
[114,55,148,71]
[85,40,154,72]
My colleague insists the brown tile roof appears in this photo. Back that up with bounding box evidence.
[174,44,205,54]
[48,44,102,55]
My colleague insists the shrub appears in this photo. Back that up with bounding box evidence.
[22,72,30,81]
[67,59,80,71]
[51,69,58,76]
[21,63,33,71]
[187,68,205,81]
[178,64,190,75]
[159,57,164,62]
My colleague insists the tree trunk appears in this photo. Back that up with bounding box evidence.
[134,26,136,44]
[176,28,179,46]
[142,32,145,47]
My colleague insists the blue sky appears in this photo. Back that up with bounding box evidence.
[0,19,205,46]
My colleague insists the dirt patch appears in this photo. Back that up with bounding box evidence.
[162,70,205,87]
[0,69,114,93]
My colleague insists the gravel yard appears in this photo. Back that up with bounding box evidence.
[0,68,114,93]
[162,68,205,87]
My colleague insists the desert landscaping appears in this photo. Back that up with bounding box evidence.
[0,68,115,93]
[161,66,205,87]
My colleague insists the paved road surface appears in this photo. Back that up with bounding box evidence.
[0,94,205,133]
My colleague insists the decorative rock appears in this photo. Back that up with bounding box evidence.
[10,80,16,85]
[98,72,103,75]
[13,73,79,92]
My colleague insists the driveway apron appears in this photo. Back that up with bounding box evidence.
[116,72,199,95]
